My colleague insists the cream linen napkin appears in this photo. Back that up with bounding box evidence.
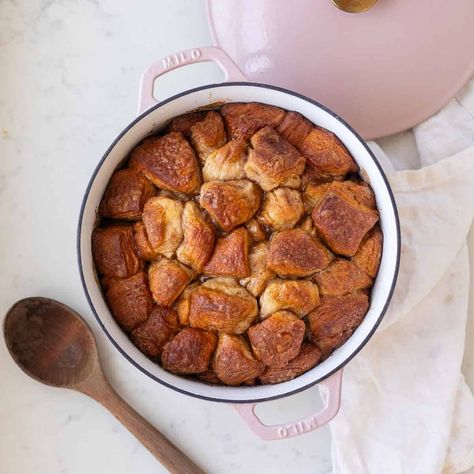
[328,78,474,474]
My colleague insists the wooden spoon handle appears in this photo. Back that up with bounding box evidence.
[78,372,205,474]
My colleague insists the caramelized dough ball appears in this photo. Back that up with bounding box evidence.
[246,218,267,242]
[166,111,207,137]
[298,127,358,179]
[248,311,305,367]
[142,196,183,258]
[298,216,317,237]
[213,334,264,385]
[267,229,333,277]
[189,278,258,334]
[352,225,383,278]
[130,306,180,359]
[259,342,321,384]
[133,221,159,261]
[240,242,275,297]
[176,201,215,272]
[129,132,201,194]
[245,127,306,191]
[105,272,154,331]
[260,279,320,318]
[277,111,312,148]
[199,179,262,232]
[258,187,304,231]
[92,226,141,278]
[161,328,217,374]
[220,102,286,141]
[307,292,369,359]
[202,139,247,182]
[203,227,250,278]
[99,169,156,220]
[148,258,194,306]
[313,258,373,296]
[175,282,200,326]
[312,183,379,257]
[333,180,376,210]
[303,182,331,212]
[189,111,227,161]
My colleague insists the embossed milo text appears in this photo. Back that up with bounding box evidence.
[161,49,202,69]
[277,417,319,438]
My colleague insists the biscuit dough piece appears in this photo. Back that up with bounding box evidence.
[248,311,305,367]
[161,328,217,374]
[189,278,258,334]
[258,187,304,231]
[189,111,227,161]
[92,226,141,278]
[352,225,383,278]
[99,169,156,220]
[142,196,184,259]
[258,343,322,384]
[176,201,215,272]
[199,179,262,232]
[220,102,286,141]
[240,242,275,297]
[213,334,264,385]
[129,132,201,193]
[245,127,306,191]
[202,139,247,181]
[260,279,320,318]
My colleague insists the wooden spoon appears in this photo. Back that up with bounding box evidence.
[3,297,205,474]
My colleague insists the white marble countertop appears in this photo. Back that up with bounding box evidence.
[0,1,472,473]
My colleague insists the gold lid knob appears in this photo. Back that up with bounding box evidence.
[332,0,378,13]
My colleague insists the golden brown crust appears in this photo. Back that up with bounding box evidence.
[105,272,154,331]
[189,278,258,334]
[99,169,156,220]
[258,187,304,231]
[333,180,377,210]
[298,127,358,179]
[202,139,247,182]
[129,132,201,194]
[142,196,183,259]
[161,328,217,374]
[176,201,216,272]
[199,179,262,232]
[166,111,207,137]
[130,306,180,359]
[189,111,227,161]
[303,182,331,212]
[267,229,333,277]
[246,218,267,242]
[313,258,373,296]
[175,282,200,326]
[203,227,250,278]
[148,258,194,306]
[220,102,286,141]
[352,225,383,278]
[212,334,264,385]
[258,342,321,384]
[92,226,141,278]
[240,242,275,297]
[260,278,320,318]
[248,311,305,367]
[307,293,369,358]
[277,111,312,148]
[133,221,159,261]
[311,184,379,257]
[245,127,305,191]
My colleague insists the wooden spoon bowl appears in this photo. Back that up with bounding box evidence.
[4,297,204,474]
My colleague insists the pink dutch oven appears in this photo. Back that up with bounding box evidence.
[77,47,400,440]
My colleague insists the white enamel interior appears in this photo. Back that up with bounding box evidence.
[79,84,399,403]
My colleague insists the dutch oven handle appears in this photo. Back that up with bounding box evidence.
[234,370,343,440]
[137,46,247,115]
